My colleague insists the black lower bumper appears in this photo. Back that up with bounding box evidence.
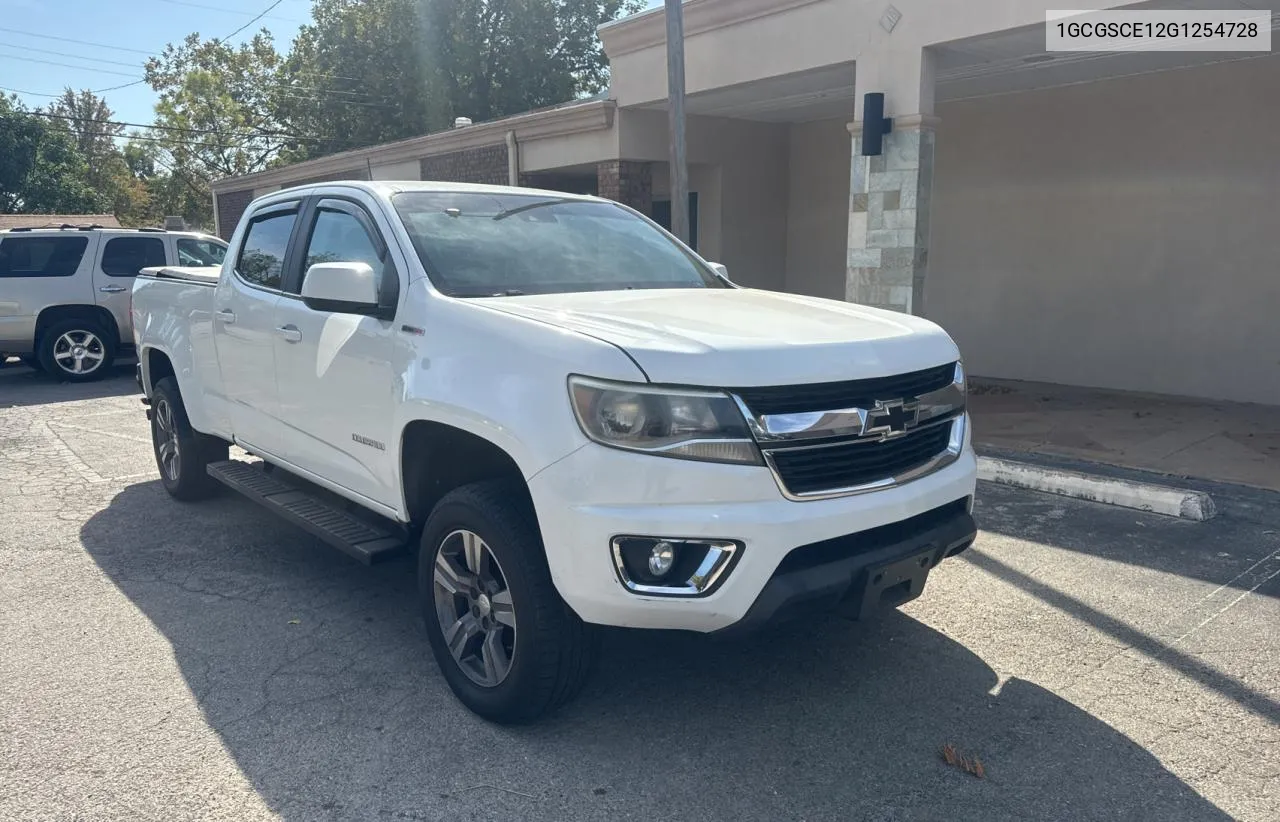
[715,498,976,637]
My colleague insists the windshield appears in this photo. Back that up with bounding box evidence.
[391,191,725,297]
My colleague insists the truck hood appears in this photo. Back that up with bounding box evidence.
[479,288,960,386]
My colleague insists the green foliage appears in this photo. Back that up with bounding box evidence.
[0,94,105,214]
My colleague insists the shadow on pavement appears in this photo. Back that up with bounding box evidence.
[977,479,1280,600]
[80,480,1232,821]
[0,359,138,408]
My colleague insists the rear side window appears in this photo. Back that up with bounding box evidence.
[101,236,166,277]
[0,236,89,278]
[177,238,228,267]
[236,211,297,290]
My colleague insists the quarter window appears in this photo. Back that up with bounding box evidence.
[236,211,297,290]
[177,238,228,267]
[299,209,382,292]
[0,236,89,278]
[101,236,166,277]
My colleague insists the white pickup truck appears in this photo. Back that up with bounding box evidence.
[131,181,977,723]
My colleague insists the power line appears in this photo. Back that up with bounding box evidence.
[153,0,306,25]
[0,25,155,55]
[0,41,144,68]
[27,108,348,144]
[0,52,142,78]
[220,0,287,42]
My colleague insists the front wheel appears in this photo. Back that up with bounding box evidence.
[419,481,597,724]
[150,377,227,501]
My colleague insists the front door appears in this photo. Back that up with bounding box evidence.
[94,234,167,344]
[271,197,399,508]
[212,201,300,450]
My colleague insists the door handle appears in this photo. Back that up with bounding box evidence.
[276,325,303,343]
[214,309,236,324]
[98,285,127,293]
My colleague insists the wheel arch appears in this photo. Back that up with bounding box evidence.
[399,420,536,534]
[35,304,119,347]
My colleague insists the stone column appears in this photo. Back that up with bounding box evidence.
[845,115,938,315]
[597,160,653,217]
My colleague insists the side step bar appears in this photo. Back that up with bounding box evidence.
[207,460,408,565]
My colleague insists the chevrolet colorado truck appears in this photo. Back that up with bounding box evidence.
[131,181,977,723]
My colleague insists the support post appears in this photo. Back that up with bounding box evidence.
[665,0,690,244]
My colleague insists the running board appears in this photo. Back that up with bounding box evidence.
[206,460,408,565]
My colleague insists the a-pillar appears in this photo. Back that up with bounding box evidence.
[596,160,653,217]
[846,48,937,315]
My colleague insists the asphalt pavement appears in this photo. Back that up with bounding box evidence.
[2,363,1277,821]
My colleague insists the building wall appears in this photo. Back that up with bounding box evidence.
[784,118,851,301]
[420,144,509,185]
[215,189,254,240]
[928,55,1280,405]
[370,159,422,181]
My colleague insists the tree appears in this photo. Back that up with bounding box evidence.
[283,0,644,160]
[283,0,451,159]
[0,94,104,214]
[144,32,293,179]
[425,0,645,123]
[48,89,151,224]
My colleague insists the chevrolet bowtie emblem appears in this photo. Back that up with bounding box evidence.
[862,399,920,439]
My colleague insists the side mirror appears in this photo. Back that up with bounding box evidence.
[301,262,380,315]
[708,262,731,283]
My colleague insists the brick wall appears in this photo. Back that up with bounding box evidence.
[420,144,509,185]
[215,189,254,240]
[596,160,652,216]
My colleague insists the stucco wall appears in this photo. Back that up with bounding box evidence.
[369,159,421,181]
[784,118,851,301]
[928,56,1280,405]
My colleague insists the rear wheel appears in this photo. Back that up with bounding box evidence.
[38,318,116,382]
[419,481,597,724]
[150,376,227,501]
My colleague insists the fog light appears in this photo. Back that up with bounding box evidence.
[648,542,675,576]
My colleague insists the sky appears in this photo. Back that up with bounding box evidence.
[1,0,664,128]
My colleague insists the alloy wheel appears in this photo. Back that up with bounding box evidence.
[154,398,181,482]
[432,529,517,687]
[52,330,105,375]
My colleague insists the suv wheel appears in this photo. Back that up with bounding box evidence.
[419,481,597,724]
[38,318,116,382]
[150,377,227,501]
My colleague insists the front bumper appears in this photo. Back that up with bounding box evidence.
[527,415,978,633]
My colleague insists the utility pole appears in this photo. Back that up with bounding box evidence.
[665,0,689,245]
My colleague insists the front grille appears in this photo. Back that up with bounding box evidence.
[767,422,953,496]
[732,362,956,415]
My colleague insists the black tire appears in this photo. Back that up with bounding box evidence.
[19,354,43,372]
[37,317,116,382]
[418,480,597,724]
[150,376,227,501]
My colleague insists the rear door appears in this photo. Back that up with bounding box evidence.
[212,201,301,450]
[0,233,97,351]
[270,195,401,508]
[94,233,167,343]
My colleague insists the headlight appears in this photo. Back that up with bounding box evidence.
[568,376,762,465]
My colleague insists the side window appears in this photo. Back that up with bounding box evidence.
[101,236,166,277]
[298,208,383,292]
[235,211,297,290]
[0,236,89,278]
[177,238,228,267]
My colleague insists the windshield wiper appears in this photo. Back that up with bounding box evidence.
[492,199,570,221]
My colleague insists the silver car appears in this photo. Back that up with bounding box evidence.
[0,226,228,381]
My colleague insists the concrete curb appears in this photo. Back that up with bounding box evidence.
[977,456,1217,521]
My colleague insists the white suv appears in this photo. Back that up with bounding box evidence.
[0,225,228,381]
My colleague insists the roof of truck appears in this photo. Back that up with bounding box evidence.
[261,180,603,203]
